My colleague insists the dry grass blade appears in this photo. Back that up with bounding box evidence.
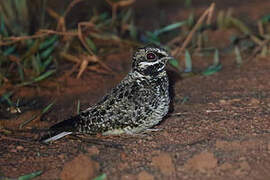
[78,22,95,56]
[0,33,46,46]
[0,28,77,46]
[116,0,136,7]
[90,55,114,73]
[19,114,39,129]
[77,59,89,78]
[60,53,113,75]
[206,2,215,25]
[172,3,215,57]
[63,0,83,18]
[39,29,77,36]
[257,21,264,36]
[46,7,66,32]
[246,38,270,62]
[60,52,80,63]
[77,22,114,73]
[250,35,263,46]
[106,0,135,24]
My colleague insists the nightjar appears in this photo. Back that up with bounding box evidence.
[42,45,173,143]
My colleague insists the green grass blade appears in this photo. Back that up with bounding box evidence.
[93,173,107,180]
[213,49,219,66]
[145,31,160,44]
[129,20,137,40]
[76,100,80,114]
[121,8,132,25]
[187,12,194,28]
[185,0,192,7]
[154,21,186,36]
[217,10,225,29]
[85,37,97,53]
[261,14,270,23]
[3,45,16,56]
[202,64,222,76]
[234,46,242,66]
[22,40,40,60]
[41,56,53,72]
[15,0,28,25]
[19,114,38,129]
[40,45,55,60]
[1,1,14,25]
[39,35,58,50]
[98,12,109,21]
[17,62,25,82]
[32,55,41,75]
[0,14,8,36]
[181,96,189,104]
[0,91,13,106]
[229,17,251,35]
[19,69,55,86]
[18,170,42,180]
[184,50,192,72]
[202,49,222,75]
[33,69,55,82]
[42,101,54,114]
[169,58,179,68]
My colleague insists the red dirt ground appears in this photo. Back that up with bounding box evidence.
[1,0,270,180]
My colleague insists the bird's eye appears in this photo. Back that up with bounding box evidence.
[146,52,156,60]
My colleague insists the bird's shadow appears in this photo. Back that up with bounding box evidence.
[165,69,182,117]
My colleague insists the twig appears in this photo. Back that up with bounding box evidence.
[172,3,216,57]
[19,114,39,129]
[60,52,113,75]
[63,0,83,18]
[206,3,215,25]
[78,22,95,56]
[0,134,30,142]
[246,38,270,62]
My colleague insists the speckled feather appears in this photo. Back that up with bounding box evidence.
[42,46,172,142]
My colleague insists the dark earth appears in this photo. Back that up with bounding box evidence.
[1,0,270,179]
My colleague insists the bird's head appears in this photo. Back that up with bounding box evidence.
[132,45,172,76]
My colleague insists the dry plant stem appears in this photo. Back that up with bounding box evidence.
[172,2,216,57]
[112,4,117,24]
[19,114,40,129]
[60,53,112,75]
[46,7,61,20]
[63,0,83,18]
[0,135,30,143]
[106,0,135,25]
[1,0,82,46]
[63,62,80,78]
[77,59,89,79]
[250,35,264,46]
[78,22,114,73]
[206,3,215,25]
[78,22,95,56]
[106,0,117,24]
[246,38,270,62]
[257,21,264,37]
[39,29,77,36]
[0,33,47,46]
[46,7,66,32]
[0,29,77,46]
[60,52,80,64]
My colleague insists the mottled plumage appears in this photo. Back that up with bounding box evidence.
[42,46,172,143]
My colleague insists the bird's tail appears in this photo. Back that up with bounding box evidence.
[40,116,79,143]
[42,131,72,143]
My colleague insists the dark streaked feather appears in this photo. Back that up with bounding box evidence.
[39,116,79,143]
